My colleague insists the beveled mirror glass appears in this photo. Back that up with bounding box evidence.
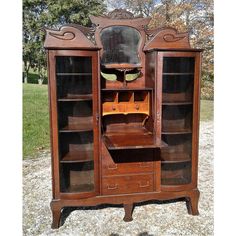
[100,26,141,66]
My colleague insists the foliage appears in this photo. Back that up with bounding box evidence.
[107,0,214,99]
[23,0,107,84]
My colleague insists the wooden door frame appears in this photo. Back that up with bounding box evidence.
[156,51,201,192]
[48,49,100,199]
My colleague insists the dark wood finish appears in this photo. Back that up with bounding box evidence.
[45,9,201,228]
[44,25,99,49]
[123,204,134,222]
[144,27,190,51]
[186,189,200,215]
[102,174,154,195]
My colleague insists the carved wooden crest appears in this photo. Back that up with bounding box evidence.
[44,25,98,49]
[144,27,190,50]
[107,9,135,19]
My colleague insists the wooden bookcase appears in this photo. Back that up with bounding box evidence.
[44,9,202,228]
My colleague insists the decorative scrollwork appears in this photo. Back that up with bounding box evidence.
[49,31,75,40]
[144,27,190,50]
[163,34,186,42]
[107,9,134,19]
[44,25,96,49]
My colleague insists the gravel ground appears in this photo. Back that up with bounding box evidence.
[23,121,213,236]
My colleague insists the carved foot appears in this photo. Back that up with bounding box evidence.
[186,189,200,215]
[51,201,62,229]
[123,203,134,222]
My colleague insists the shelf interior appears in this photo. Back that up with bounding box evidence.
[61,143,93,163]
[58,94,92,101]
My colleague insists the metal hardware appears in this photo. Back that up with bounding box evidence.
[107,184,118,190]
[139,181,150,188]
[107,164,118,170]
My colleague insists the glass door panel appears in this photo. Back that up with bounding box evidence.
[56,56,92,99]
[161,56,195,186]
[162,104,193,133]
[55,55,95,193]
[162,74,194,103]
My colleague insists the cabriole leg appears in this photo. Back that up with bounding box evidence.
[123,203,134,222]
[186,189,200,215]
[51,201,62,229]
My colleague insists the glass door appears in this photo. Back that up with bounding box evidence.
[158,53,199,189]
[52,52,98,195]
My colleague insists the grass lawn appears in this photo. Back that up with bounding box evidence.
[23,84,49,158]
[23,84,213,159]
[200,100,214,122]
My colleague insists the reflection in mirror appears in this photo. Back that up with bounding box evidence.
[100,26,141,66]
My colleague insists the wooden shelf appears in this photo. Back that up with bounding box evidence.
[102,63,142,70]
[61,150,93,163]
[162,73,194,75]
[161,153,191,163]
[57,73,92,76]
[66,183,94,193]
[161,177,190,185]
[162,128,192,135]
[162,102,193,105]
[58,94,92,101]
[101,88,153,91]
[161,157,191,164]
[103,127,167,150]
[59,123,93,133]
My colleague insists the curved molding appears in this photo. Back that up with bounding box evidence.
[163,33,186,42]
[49,31,75,41]
[90,15,151,29]
[44,25,98,49]
[144,27,190,50]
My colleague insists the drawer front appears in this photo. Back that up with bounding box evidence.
[103,161,154,176]
[126,103,149,114]
[102,174,154,195]
[103,103,125,115]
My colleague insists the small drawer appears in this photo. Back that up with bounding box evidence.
[102,174,154,195]
[126,103,149,114]
[102,103,125,115]
[103,161,154,176]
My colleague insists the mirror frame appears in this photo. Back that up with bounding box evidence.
[90,12,151,71]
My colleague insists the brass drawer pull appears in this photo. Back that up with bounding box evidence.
[135,104,140,110]
[139,181,150,188]
[107,184,118,190]
[112,104,116,111]
[107,164,118,170]
[139,163,150,168]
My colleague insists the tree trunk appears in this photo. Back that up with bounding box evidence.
[23,60,29,84]
[38,62,44,85]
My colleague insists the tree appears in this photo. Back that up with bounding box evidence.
[23,0,107,84]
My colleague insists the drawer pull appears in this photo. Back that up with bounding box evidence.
[139,163,150,168]
[107,184,118,190]
[135,104,140,110]
[107,164,118,170]
[112,104,116,111]
[139,181,150,188]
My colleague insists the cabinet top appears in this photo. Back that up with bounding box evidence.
[44,9,202,54]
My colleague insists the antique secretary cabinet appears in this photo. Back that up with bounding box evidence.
[44,9,202,228]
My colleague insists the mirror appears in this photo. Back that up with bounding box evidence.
[100,26,141,66]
